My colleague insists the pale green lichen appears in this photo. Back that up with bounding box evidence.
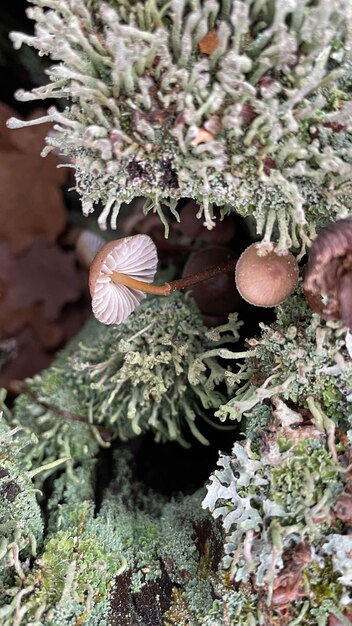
[0,414,43,592]
[0,445,220,626]
[12,293,241,453]
[202,402,352,624]
[215,287,352,430]
[0,500,127,626]
[0,406,71,623]
[201,588,261,626]
[93,450,220,624]
[0,454,123,626]
[7,0,352,250]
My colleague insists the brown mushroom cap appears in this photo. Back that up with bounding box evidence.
[89,234,158,325]
[302,217,352,328]
[302,285,326,317]
[235,244,299,307]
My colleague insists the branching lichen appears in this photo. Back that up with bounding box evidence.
[0,407,70,623]
[11,293,241,453]
[8,0,352,250]
[216,287,352,430]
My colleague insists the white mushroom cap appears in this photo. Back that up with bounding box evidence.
[89,234,158,325]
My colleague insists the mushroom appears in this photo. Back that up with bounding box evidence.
[302,217,352,329]
[76,230,106,268]
[89,235,159,325]
[235,244,298,307]
[89,234,237,324]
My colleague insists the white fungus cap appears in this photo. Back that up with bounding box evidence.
[89,234,158,325]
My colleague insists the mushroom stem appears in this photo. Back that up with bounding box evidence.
[111,258,236,296]
[111,272,171,295]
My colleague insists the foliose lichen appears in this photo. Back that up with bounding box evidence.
[8,0,352,250]
[202,401,352,625]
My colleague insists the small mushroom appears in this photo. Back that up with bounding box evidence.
[89,235,237,325]
[303,217,352,328]
[235,244,299,307]
[76,230,106,268]
[89,235,159,325]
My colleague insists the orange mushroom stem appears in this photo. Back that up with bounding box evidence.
[111,257,236,296]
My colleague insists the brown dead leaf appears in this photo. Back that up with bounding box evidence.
[0,327,54,388]
[0,305,63,349]
[199,29,219,55]
[0,103,67,253]
[0,238,85,321]
[271,543,312,607]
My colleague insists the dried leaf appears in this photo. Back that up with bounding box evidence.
[0,327,53,388]
[0,239,85,321]
[0,305,63,349]
[0,103,67,253]
[199,29,219,55]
